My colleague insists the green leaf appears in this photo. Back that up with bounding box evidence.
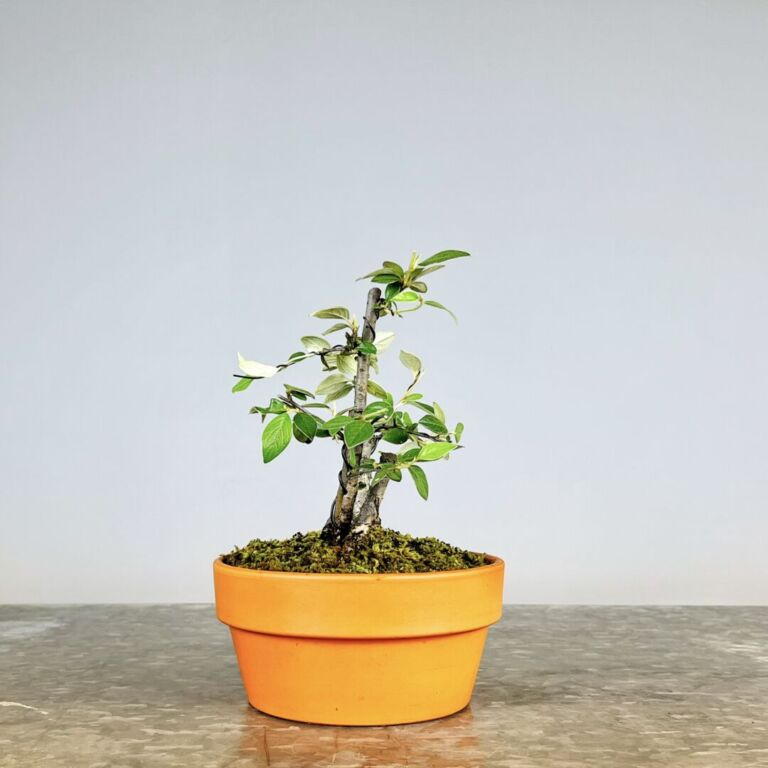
[420,414,448,434]
[303,402,332,411]
[371,273,401,284]
[311,307,351,321]
[292,412,317,444]
[284,383,315,400]
[232,377,253,393]
[410,281,428,293]
[367,380,389,399]
[416,442,457,461]
[363,401,393,421]
[382,260,404,277]
[322,414,355,435]
[301,335,331,352]
[413,264,445,278]
[401,392,423,403]
[410,401,435,415]
[358,341,377,355]
[384,466,402,482]
[384,283,402,301]
[454,422,464,442]
[399,448,420,463]
[316,373,349,397]
[344,420,374,448]
[322,322,350,336]
[264,398,287,414]
[424,299,458,322]
[358,267,398,281]
[433,401,446,423]
[399,350,422,375]
[288,351,308,361]
[419,250,470,267]
[392,290,420,303]
[394,410,413,429]
[382,427,410,444]
[262,413,292,463]
[408,465,429,500]
[373,463,402,484]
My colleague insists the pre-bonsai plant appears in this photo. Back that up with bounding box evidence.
[214,250,504,725]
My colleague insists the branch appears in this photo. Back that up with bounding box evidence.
[352,287,381,415]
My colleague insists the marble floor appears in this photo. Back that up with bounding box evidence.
[1,605,767,767]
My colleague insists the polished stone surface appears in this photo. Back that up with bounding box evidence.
[1,606,767,767]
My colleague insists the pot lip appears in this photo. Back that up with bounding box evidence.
[214,554,504,580]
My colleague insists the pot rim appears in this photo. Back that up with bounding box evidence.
[214,554,504,638]
[213,553,503,580]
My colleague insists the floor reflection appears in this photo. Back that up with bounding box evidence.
[223,705,485,768]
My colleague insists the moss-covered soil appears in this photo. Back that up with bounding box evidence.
[221,527,486,573]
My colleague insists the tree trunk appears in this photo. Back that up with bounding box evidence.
[321,287,386,544]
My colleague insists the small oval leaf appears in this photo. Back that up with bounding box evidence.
[262,413,292,463]
[343,420,374,448]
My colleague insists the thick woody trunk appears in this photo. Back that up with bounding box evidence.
[322,287,388,545]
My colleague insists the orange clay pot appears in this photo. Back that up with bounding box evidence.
[213,556,504,726]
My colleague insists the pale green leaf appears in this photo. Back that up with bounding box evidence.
[424,299,458,322]
[367,380,389,399]
[392,290,420,302]
[454,422,465,442]
[336,354,358,376]
[399,350,422,375]
[316,373,349,397]
[324,382,354,403]
[322,322,349,336]
[237,352,279,378]
[416,442,457,461]
[311,307,351,321]
[301,335,331,352]
[414,264,445,278]
[374,331,395,353]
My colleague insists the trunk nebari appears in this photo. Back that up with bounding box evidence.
[322,287,388,544]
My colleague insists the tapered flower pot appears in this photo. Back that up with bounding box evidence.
[213,556,504,726]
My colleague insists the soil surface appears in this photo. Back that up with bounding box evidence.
[220,527,486,573]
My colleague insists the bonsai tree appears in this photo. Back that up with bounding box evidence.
[232,249,469,547]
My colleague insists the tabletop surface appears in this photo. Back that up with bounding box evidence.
[1,605,767,767]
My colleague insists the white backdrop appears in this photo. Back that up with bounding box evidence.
[1,0,766,603]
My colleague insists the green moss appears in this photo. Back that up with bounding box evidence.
[221,527,486,573]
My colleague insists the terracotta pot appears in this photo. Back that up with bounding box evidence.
[213,556,504,726]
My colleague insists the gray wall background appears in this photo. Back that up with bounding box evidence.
[2,1,766,604]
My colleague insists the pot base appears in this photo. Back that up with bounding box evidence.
[231,626,489,726]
